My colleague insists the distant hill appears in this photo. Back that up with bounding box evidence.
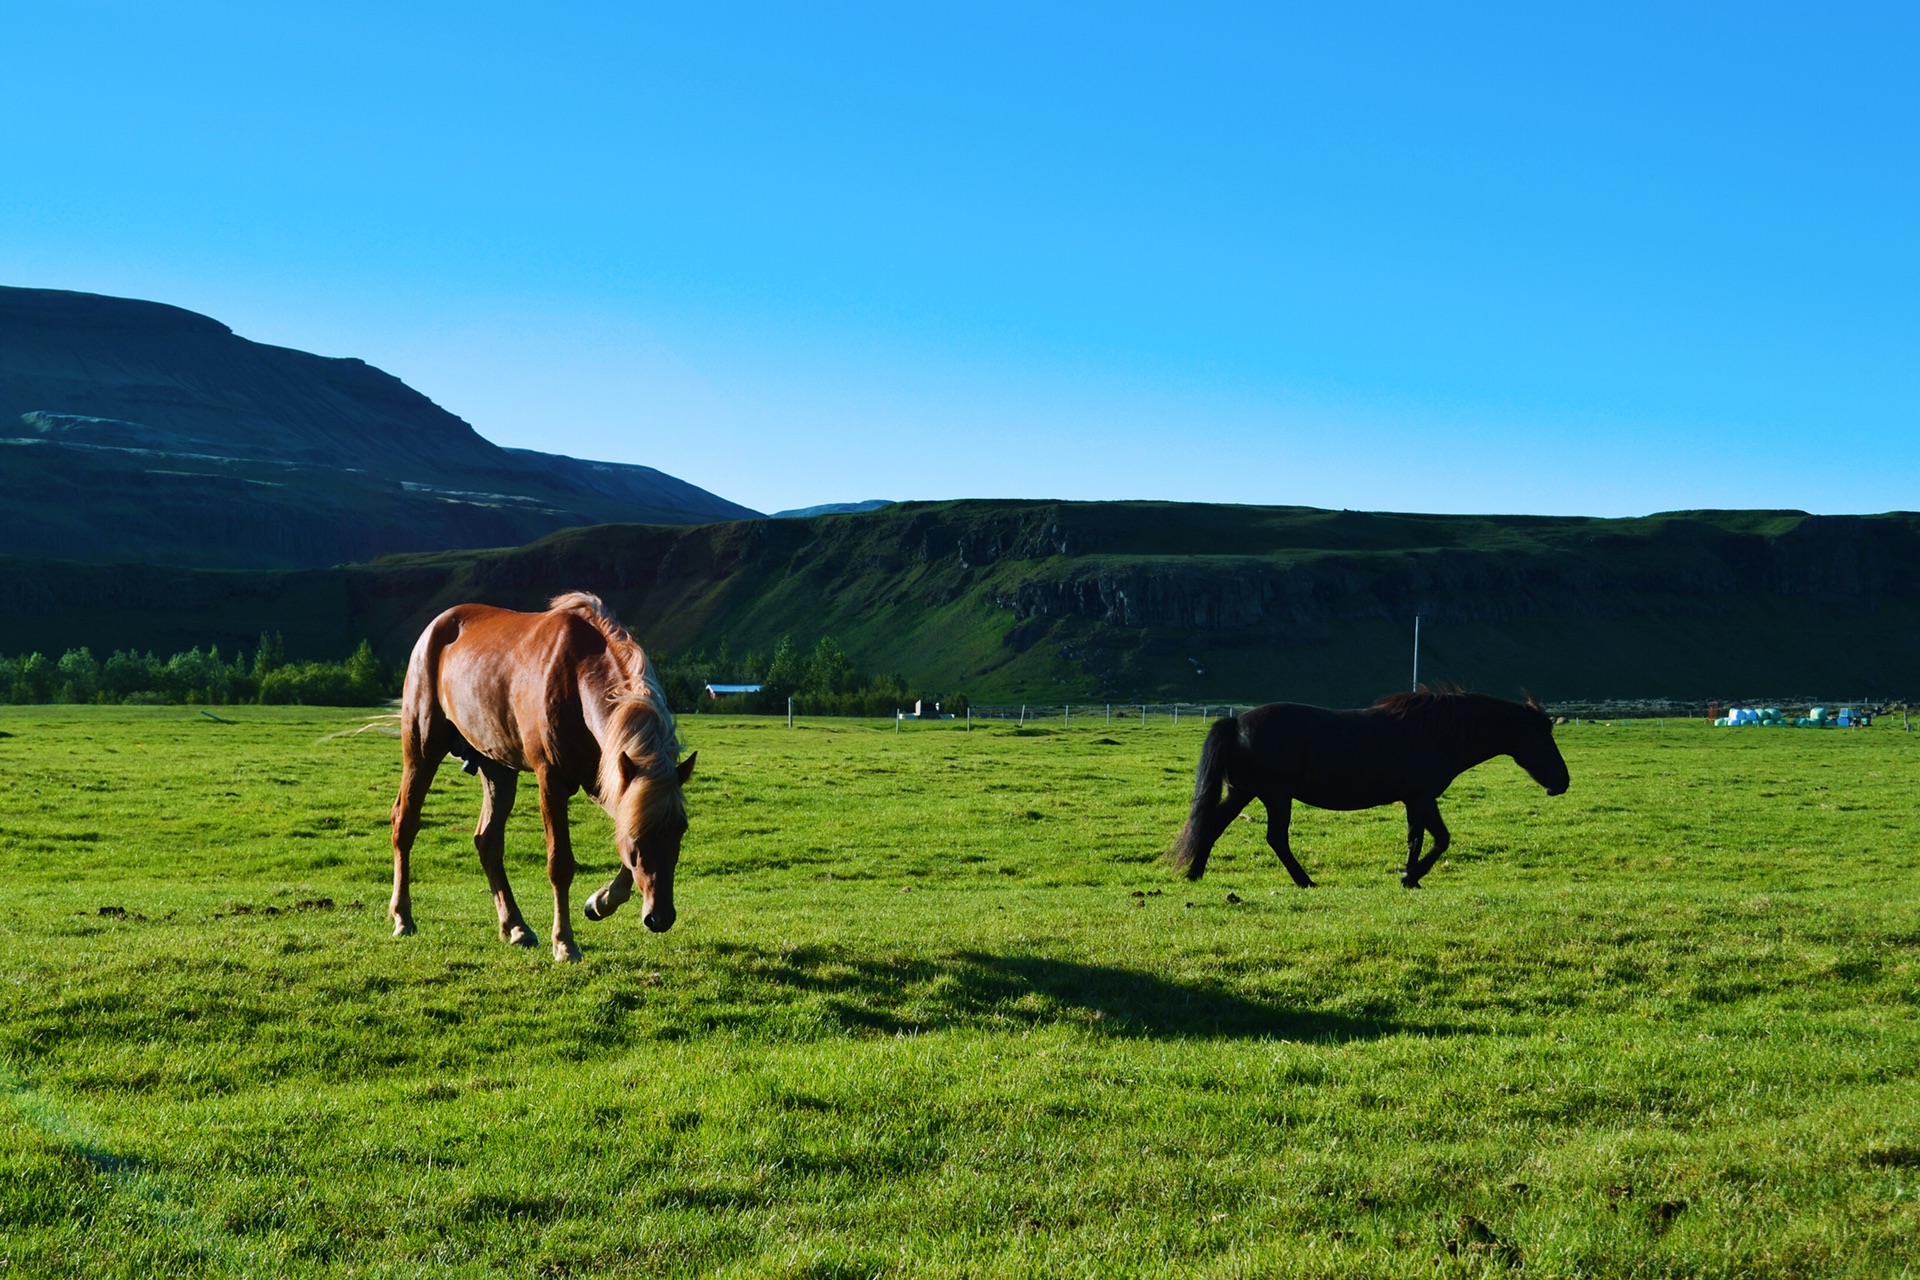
[4,500,1917,704]
[0,286,759,568]
[771,500,893,518]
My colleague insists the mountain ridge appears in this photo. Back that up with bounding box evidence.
[0,285,759,567]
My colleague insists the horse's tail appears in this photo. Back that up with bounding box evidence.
[398,610,464,755]
[1169,717,1239,881]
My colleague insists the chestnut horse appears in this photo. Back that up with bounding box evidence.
[1171,690,1568,889]
[389,592,695,962]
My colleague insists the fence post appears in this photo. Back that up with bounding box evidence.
[1106,704,1111,726]
[968,705,972,731]
[895,708,901,734]
[788,696,794,729]
[1064,704,1070,728]
[1140,704,1147,724]
[1020,703,1026,727]
[1174,705,1179,726]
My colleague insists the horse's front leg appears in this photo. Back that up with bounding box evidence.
[1265,794,1316,888]
[583,866,634,922]
[1401,796,1450,888]
[474,766,536,947]
[538,771,580,963]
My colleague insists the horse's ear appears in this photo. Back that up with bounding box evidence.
[676,750,697,785]
[617,752,637,787]
[1523,689,1542,711]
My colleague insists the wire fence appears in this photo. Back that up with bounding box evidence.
[962,703,1249,727]
[751,695,1912,730]
[1542,698,1901,721]
[898,697,1911,728]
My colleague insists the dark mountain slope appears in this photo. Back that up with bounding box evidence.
[3,501,1916,704]
[0,286,758,567]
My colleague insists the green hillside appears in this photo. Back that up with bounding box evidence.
[4,500,1917,704]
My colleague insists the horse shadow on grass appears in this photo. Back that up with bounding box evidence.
[692,941,1455,1043]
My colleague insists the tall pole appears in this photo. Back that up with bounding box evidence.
[1412,614,1421,692]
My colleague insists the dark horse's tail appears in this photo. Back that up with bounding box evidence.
[1169,718,1239,881]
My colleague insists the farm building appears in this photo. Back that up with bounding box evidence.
[704,682,763,699]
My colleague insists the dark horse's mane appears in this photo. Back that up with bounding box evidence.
[1370,688,1550,746]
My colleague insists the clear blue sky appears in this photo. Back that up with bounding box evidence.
[4,3,1913,517]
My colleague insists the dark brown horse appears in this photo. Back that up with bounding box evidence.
[389,592,695,962]
[1171,690,1568,889]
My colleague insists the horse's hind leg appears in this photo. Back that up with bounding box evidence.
[1265,794,1316,888]
[390,726,449,938]
[392,619,461,938]
[1401,797,1450,888]
[474,765,536,947]
[538,770,580,963]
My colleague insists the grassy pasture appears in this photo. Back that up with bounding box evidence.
[2,706,1918,1278]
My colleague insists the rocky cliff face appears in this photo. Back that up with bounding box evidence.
[3,498,1916,703]
[0,286,759,568]
[886,505,1920,633]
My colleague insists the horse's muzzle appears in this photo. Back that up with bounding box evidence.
[1545,784,1568,796]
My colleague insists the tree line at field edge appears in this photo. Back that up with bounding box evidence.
[3,634,391,707]
[658,634,965,718]
[4,631,963,716]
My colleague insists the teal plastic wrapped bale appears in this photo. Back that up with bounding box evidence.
[1811,707,1828,724]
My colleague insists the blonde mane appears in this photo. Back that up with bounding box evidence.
[546,592,682,802]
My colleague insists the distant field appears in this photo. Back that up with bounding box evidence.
[2,707,1918,1277]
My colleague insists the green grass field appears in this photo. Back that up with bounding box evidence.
[2,706,1918,1277]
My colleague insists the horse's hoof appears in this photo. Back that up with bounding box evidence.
[554,939,581,963]
[505,925,539,948]
[392,918,416,937]
[1401,876,1423,889]
[584,883,630,921]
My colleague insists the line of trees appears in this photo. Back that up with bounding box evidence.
[659,635,964,717]
[3,634,396,706]
[7,630,953,717]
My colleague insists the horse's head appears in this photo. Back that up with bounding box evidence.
[1512,694,1569,796]
[610,750,696,932]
